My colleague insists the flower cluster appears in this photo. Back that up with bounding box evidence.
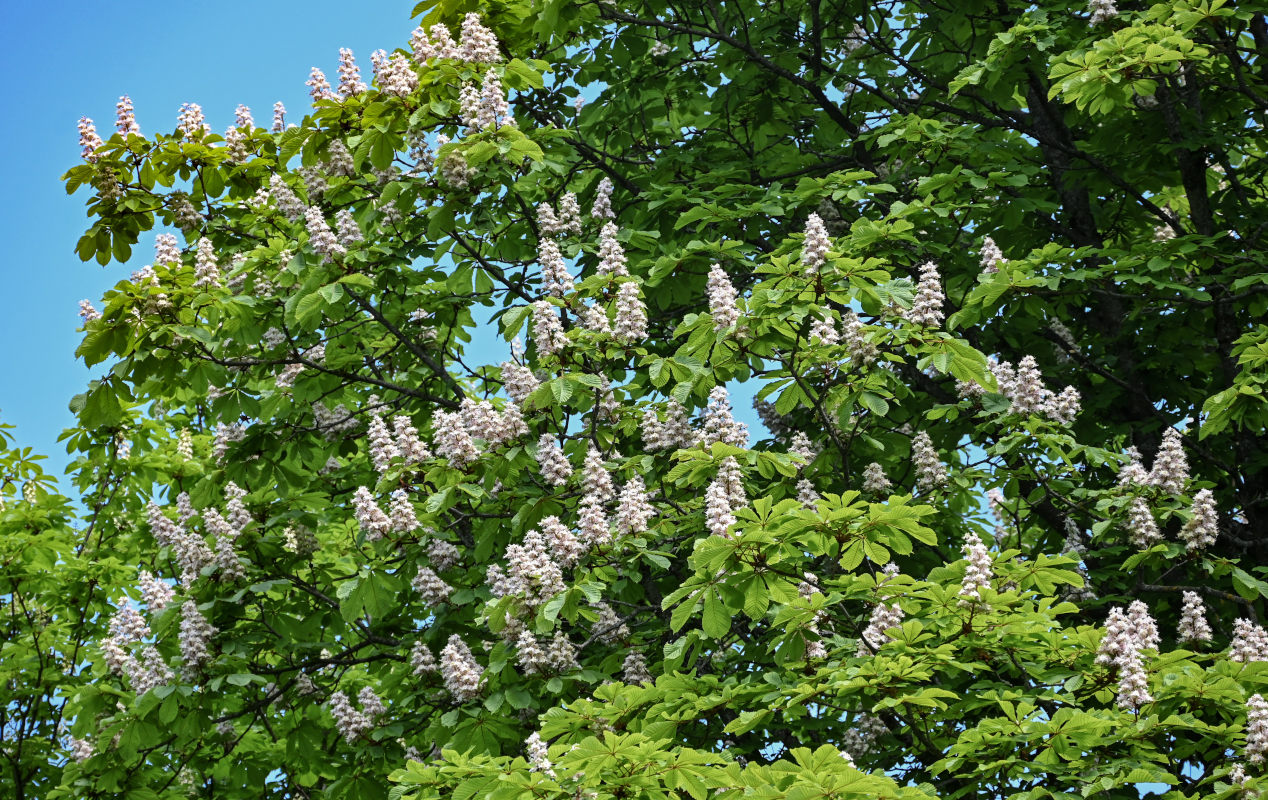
[178,601,217,671]
[907,262,944,327]
[801,213,830,274]
[701,386,748,447]
[989,356,1081,423]
[1177,591,1212,645]
[413,566,453,605]
[642,401,694,451]
[1179,488,1218,550]
[532,301,568,356]
[707,263,740,330]
[440,635,485,701]
[591,177,615,219]
[911,431,947,491]
[979,236,1005,274]
[596,222,629,277]
[957,532,993,604]
[1231,619,1268,663]
[1095,603,1158,711]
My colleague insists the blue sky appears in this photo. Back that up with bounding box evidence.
[0,2,415,475]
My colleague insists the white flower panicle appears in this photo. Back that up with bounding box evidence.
[389,489,420,533]
[1178,592,1213,644]
[801,478,822,507]
[192,237,220,288]
[393,415,432,463]
[707,263,740,330]
[269,175,305,220]
[305,206,346,261]
[1088,0,1119,25]
[505,530,567,605]
[433,410,479,469]
[535,434,573,486]
[1117,446,1150,487]
[701,386,748,448]
[427,539,461,571]
[500,354,541,404]
[459,13,502,62]
[1231,619,1268,663]
[532,301,568,357]
[908,261,945,327]
[128,646,174,695]
[138,571,174,612]
[307,67,336,101]
[367,413,401,473]
[1179,488,1218,550]
[78,117,103,162]
[116,95,140,136]
[337,48,367,97]
[558,192,582,234]
[641,401,693,451]
[862,462,892,494]
[379,52,419,97]
[1128,600,1160,651]
[271,102,286,132]
[412,566,453,605]
[411,641,438,674]
[911,432,948,491]
[546,631,580,671]
[335,209,363,246]
[801,213,831,274]
[841,311,878,365]
[328,691,372,743]
[789,432,817,468]
[582,444,614,501]
[958,532,993,603]
[538,238,574,296]
[440,635,485,701]
[352,486,392,540]
[613,282,648,343]
[593,601,630,644]
[578,494,612,546]
[615,476,656,535]
[178,600,216,670]
[79,300,101,322]
[526,731,556,777]
[206,508,246,581]
[859,602,904,653]
[537,202,562,236]
[596,222,629,276]
[623,652,654,684]
[706,476,737,538]
[592,177,615,219]
[68,736,94,762]
[979,236,1005,274]
[480,69,510,129]
[1127,497,1161,549]
[1248,694,1268,764]
[177,103,209,139]
[154,233,182,266]
[515,629,548,674]
[1115,648,1153,711]
[809,313,839,345]
[541,515,585,567]
[1148,428,1189,494]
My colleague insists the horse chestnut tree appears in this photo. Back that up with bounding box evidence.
[3,1,1268,799]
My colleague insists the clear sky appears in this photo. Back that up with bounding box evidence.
[0,1,416,476]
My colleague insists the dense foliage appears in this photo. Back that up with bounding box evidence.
[3,0,1268,798]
